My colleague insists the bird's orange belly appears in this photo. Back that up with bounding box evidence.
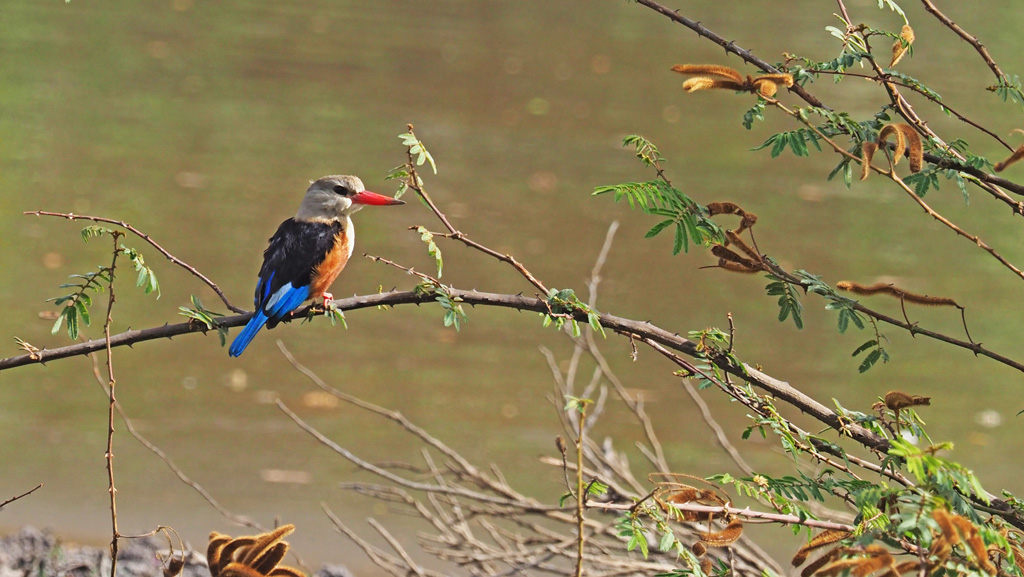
[310,231,350,297]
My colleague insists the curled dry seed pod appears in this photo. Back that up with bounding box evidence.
[683,77,745,92]
[792,529,852,567]
[878,125,908,166]
[699,519,744,547]
[883,390,931,411]
[724,230,760,261]
[890,24,915,67]
[752,74,794,97]
[672,64,792,97]
[755,79,779,97]
[207,525,304,577]
[861,124,922,178]
[706,201,744,217]
[717,259,760,273]
[860,142,877,180]
[163,558,185,577]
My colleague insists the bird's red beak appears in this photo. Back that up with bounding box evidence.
[351,190,405,206]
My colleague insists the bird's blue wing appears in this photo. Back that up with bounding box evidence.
[230,219,341,357]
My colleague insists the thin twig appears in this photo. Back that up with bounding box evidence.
[400,125,550,295]
[25,211,245,313]
[0,484,43,509]
[919,0,1007,82]
[102,233,122,577]
[322,503,448,577]
[574,404,587,577]
[770,97,1024,281]
[367,518,427,577]
[276,398,556,511]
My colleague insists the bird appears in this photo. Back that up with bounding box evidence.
[229,175,404,357]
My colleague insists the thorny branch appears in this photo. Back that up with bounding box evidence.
[919,0,1008,83]
[102,233,122,577]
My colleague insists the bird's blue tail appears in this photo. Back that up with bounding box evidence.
[229,311,270,357]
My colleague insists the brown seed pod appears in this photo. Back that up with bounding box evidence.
[995,144,1024,172]
[207,525,305,577]
[890,24,915,67]
[860,142,878,180]
[682,77,745,93]
[711,245,760,271]
[671,64,745,82]
[883,391,931,411]
[672,64,792,97]
[836,281,960,308]
[699,519,744,547]
[792,529,852,567]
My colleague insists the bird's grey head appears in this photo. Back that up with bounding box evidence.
[295,175,368,222]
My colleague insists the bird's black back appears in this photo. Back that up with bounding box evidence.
[255,218,343,313]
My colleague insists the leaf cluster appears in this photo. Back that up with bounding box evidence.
[47,228,161,340]
[593,182,723,256]
[399,131,437,175]
[415,281,467,331]
[753,128,822,158]
[178,295,228,345]
[415,226,443,278]
[48,269,108,340]
[542,288,603,338]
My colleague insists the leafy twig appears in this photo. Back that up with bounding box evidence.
[25,211,244,313]
[396,126,551,295]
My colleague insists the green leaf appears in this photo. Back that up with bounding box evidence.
[586,480,608,496]
[858,349,882,373]
[66,307,79,340]
[770,134,788,157]
[644,219,674,239]
[658,531,675,552]
[416,226,443,278]
[81,226,113,242]
[74,299,91,327]
[51,313,65,335]
[852,340,877,356]
[672,222,687,255]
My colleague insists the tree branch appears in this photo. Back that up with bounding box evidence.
[1,288,892,460]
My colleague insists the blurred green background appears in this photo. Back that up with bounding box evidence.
[2,1,1023,573]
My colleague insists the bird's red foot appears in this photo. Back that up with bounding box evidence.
[322,292,334,307]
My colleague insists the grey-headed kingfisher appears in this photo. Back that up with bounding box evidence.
[229,175,404,357]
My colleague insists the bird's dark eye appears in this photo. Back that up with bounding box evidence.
[332,185,350,196]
